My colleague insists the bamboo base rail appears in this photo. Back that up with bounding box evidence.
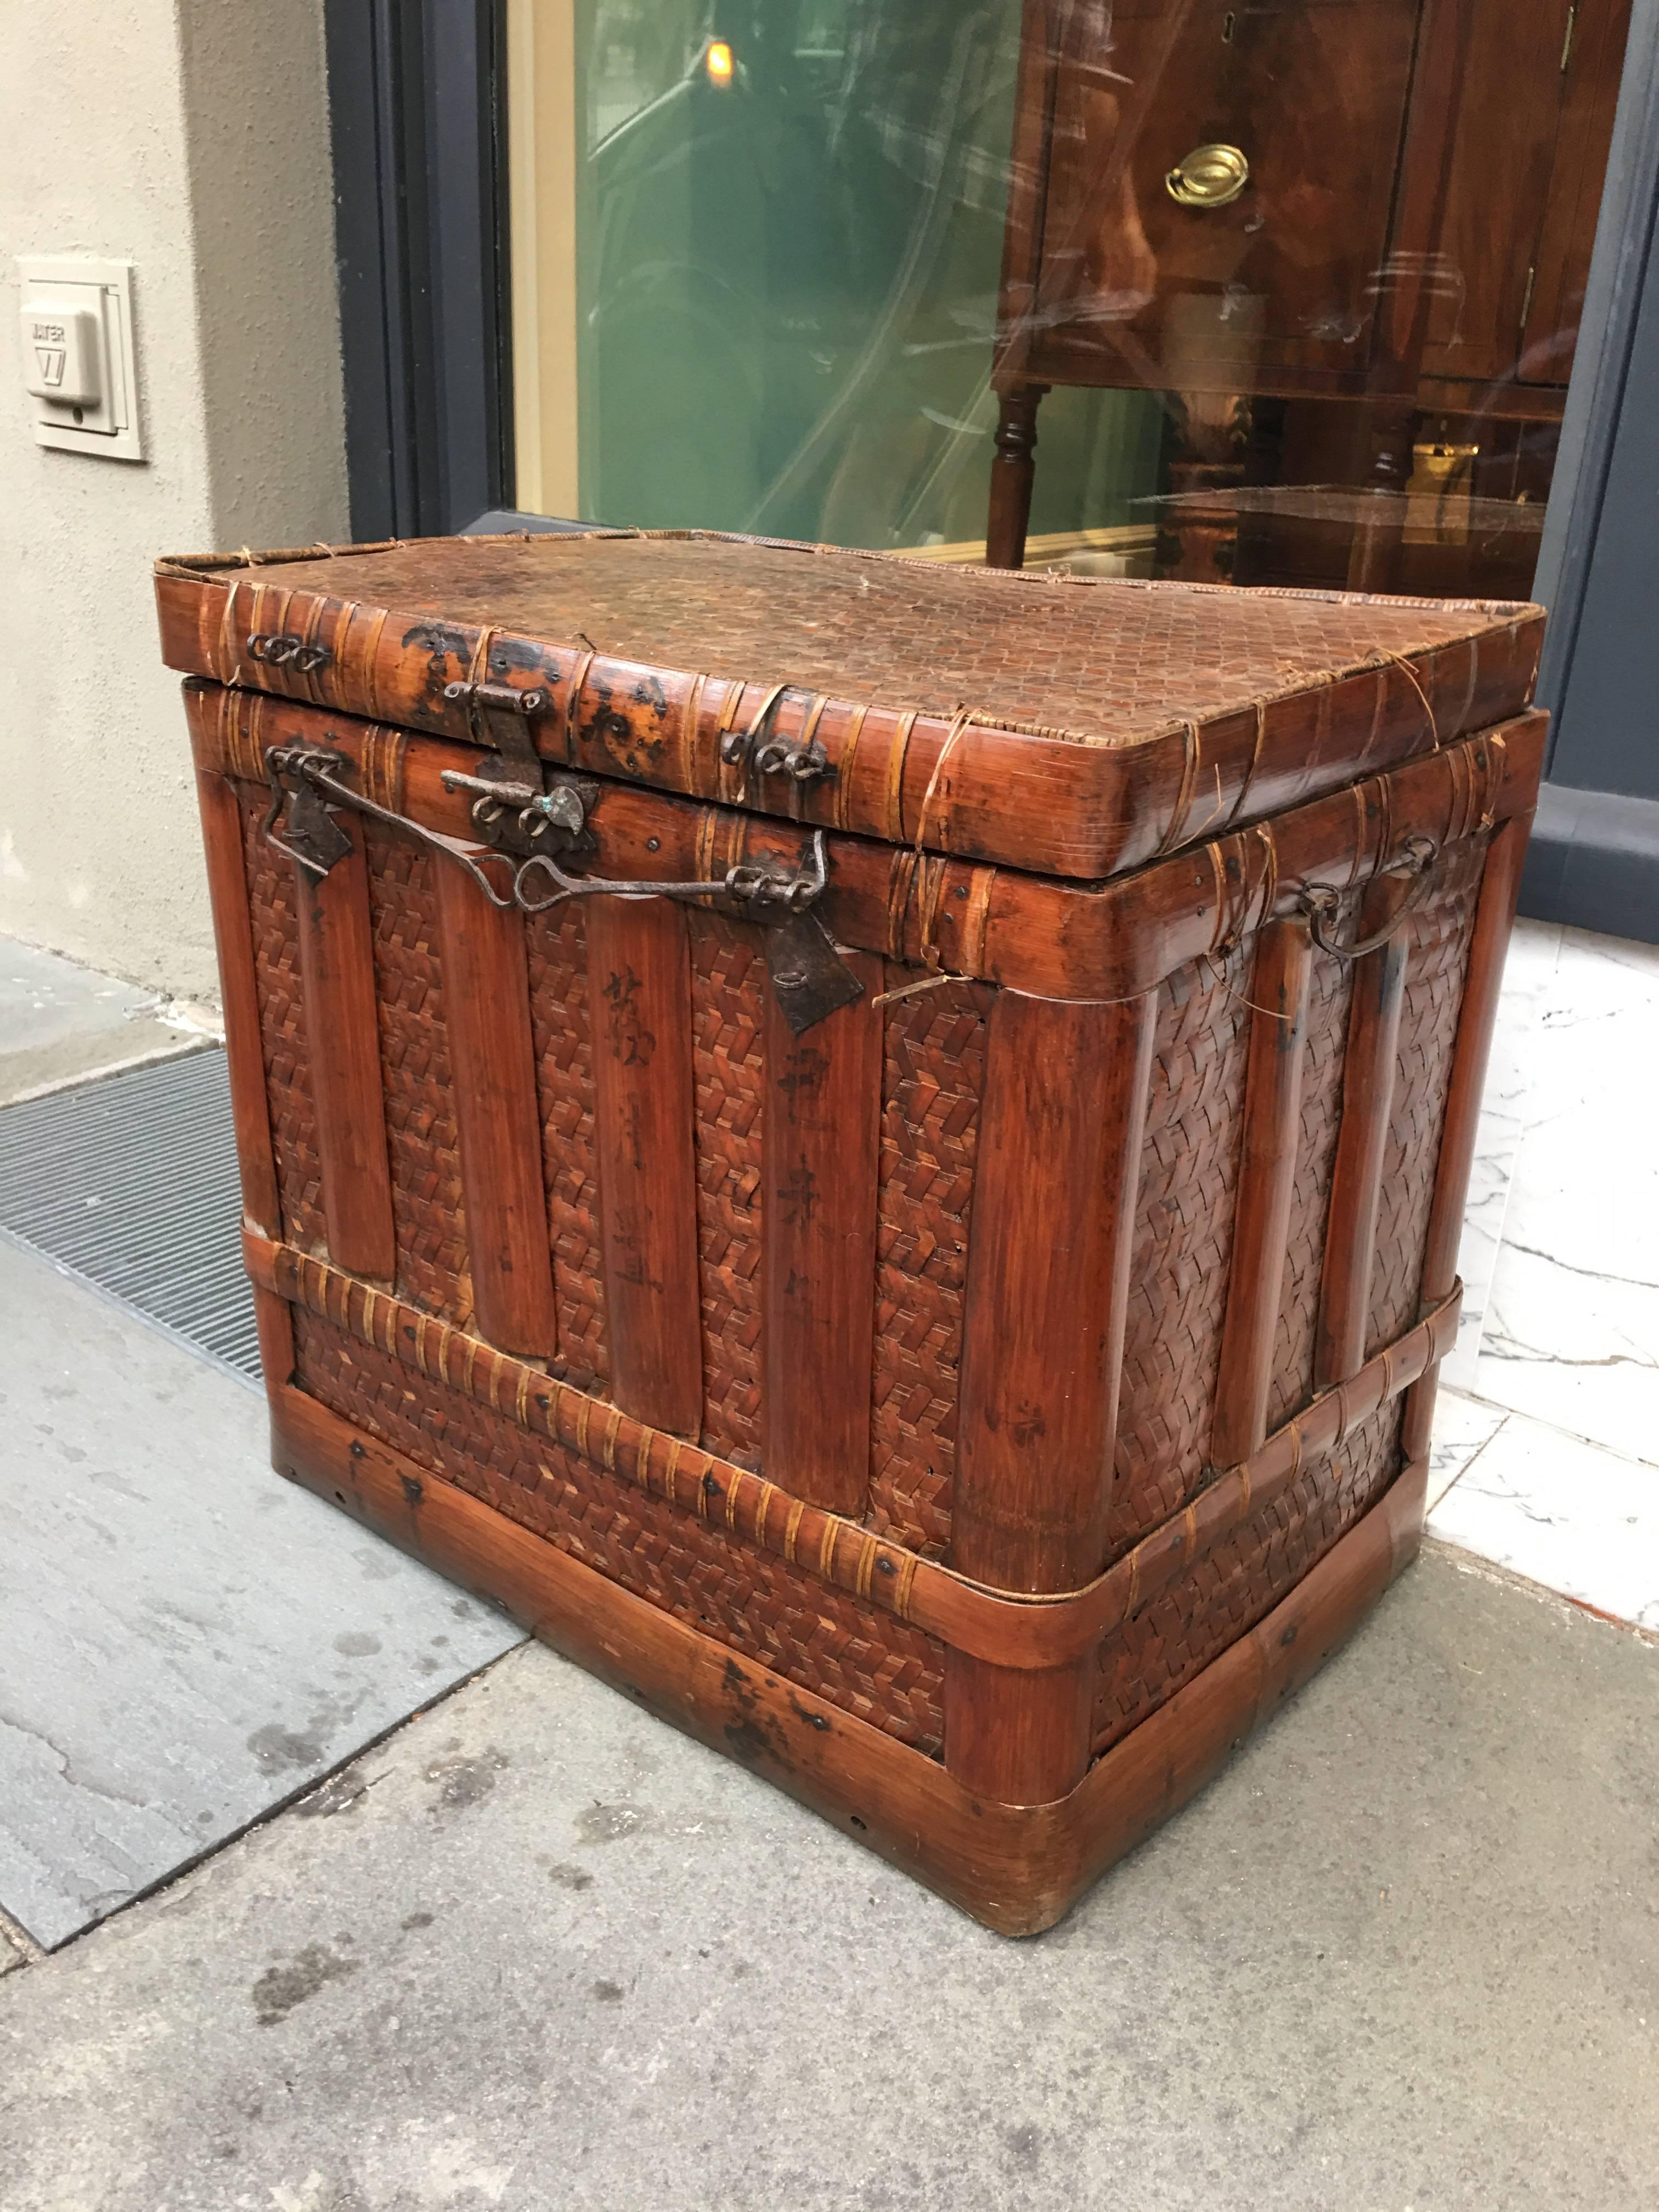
[271,1378,1429,1934]
[243,1229,1456,1676]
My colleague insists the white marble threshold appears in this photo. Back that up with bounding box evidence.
[1428,1392,1659,1635]
[1428,922,1659,1633]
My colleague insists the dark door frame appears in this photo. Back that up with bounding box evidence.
[325,0,1659,943]
[323,0,514,540]
[1525,0,1659,940]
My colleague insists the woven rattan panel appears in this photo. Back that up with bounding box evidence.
[1091,1400,1402,1756]
[1366,846,1486,1355]
[865,975,989,1559]
[526,901,608,1393]
[1267,933,1356,1431]
[688,912,768,1468]
[263,534,1526,747]
[292,1308,946,1753]
[240,794,325,1254]
[1109,939,1255,1550]
[362,828,475,1330]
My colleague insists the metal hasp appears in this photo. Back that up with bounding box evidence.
[442,678,548,788]
[262,712,864,1033]
[262,746,356,876]
[439,676,601,876]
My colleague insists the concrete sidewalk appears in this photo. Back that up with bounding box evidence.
[0,1242,523,1946]
[1,1537,1655,2211]
[0,938,208,1106]
[3,927,1656,2209]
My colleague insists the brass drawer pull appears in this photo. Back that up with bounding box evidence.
[1165,143,1250,209]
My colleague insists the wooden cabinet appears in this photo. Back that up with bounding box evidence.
[991,0,1633,585]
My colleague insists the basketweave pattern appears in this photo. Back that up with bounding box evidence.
[865,977,990,1558]
[525,901,609,1393]
[1091,1399,1402,1755]
[1109,939,1255,1549]
[239,794,325,1253]
[292,1308,946,1753]
[361,828,475,1330]
[1366,847,1486,1355]
[262,534,1523,746]
[688,912,768,1468]
[1267,936,1356,1430]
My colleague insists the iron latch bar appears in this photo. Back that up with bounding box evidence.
[441,678,549,795]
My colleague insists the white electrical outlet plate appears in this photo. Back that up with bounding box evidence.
[18,255,143,461]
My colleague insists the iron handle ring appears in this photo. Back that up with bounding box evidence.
[1296,836,1440,960]
[247,633,329,672]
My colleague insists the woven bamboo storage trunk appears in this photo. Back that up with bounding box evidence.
[156,532,1544,1933]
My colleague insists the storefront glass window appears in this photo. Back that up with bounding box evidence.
[510,0,1632,595]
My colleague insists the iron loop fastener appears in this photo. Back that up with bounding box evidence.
[1295,834,1439,960]
[263,742,831,921]
[246,632,330,673]
[718,686,836,785]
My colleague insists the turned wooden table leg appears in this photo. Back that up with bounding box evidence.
[1158,388,1253,585]
[1347,403,1418,593]
[986,384,1047,569]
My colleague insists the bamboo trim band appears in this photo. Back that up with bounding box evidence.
[166,555,1541,881]
[193,685,1536,1012]
[244,1230,1458,1674]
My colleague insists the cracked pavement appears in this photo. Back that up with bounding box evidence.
[1,1551,1656,2211]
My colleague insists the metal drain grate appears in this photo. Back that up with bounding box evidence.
[0,1049,261,1381]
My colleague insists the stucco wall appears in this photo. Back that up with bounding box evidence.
[0,0,347,999]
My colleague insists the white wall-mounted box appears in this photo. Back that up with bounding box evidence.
[17,256,143,461]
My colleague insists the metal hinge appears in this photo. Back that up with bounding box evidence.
[1561,3,1577,72]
